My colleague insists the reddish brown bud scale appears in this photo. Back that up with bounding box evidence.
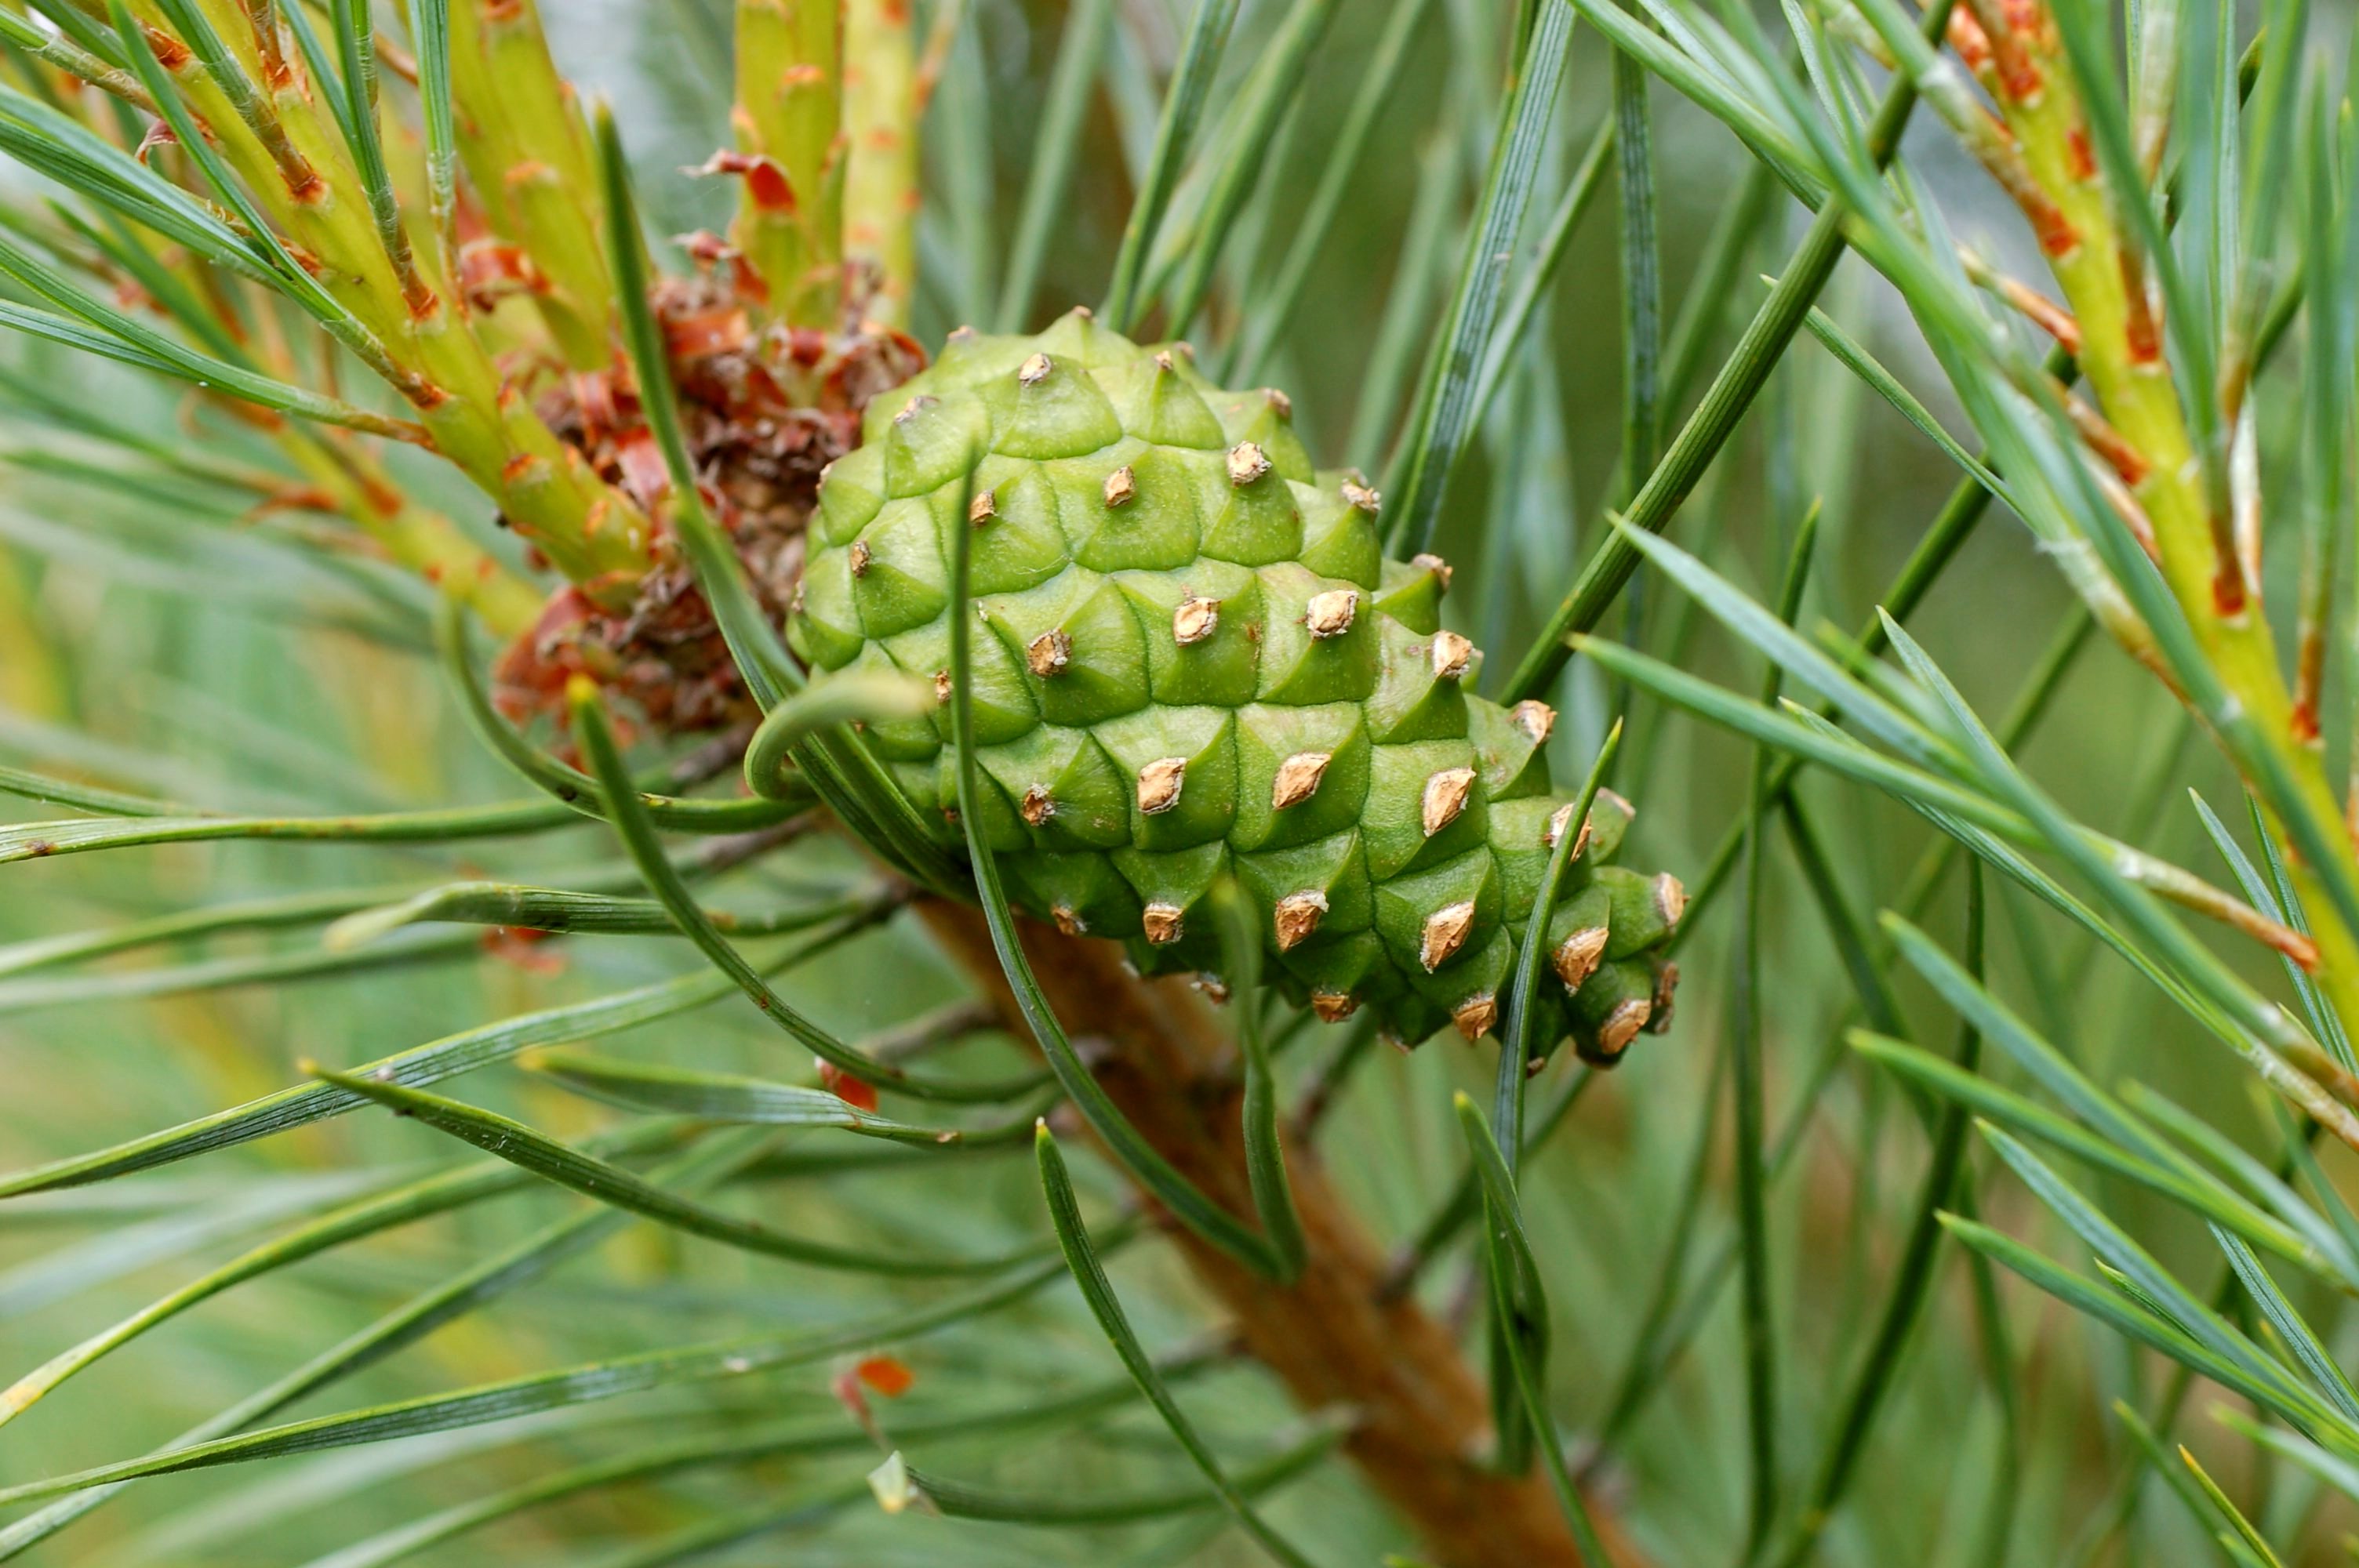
[1946,9,1995,77]
[2120,251,2165,364]
[699,149,797,213]
[2211,554,2249,619]
[2066,125,2097,181]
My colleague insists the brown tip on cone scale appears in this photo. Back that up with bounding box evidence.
[1019,784,1055,826]
[1271,750,1331,810]
[1510,699,1555,743]
[1655,873,1688,929]
[1070,305,1093,319]
[1542,802,1591,859]
[968,488,997,524]
[892,394,935,425]
[1136,757,1187,815]
[1017,352,1052,386]
[946,325,977,343]
[1420,767,1476,837]
[931,669,952,706]
[1194,972,1230,1004]
[1310,989,1359,1022]
[1554,927,1608,991]
[1305,588,1358,639]
[1599,998,1652,1056]
[1266,387,1292,419]
[1430,630,1475,681]
[1025,629,1071,677]
[1410,552,1453,591]
[1172,596,1220,645]
[1274,890,1329,951]
[848,539,872,577]
[1142,902,1185,945]
[1341,478,1380,513]
[1598,786,1636,822]
[1103,465,1138,508]
[1420,899,1477,971]
[789,580,805,615]
[1050,903,1085,936]
[1227,441,1271,486]
[1452,993,1498,1042]
[1153,350,1176,372]
[1648,961,1680,1031]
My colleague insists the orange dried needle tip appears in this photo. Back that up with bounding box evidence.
[855,1356,915,1397]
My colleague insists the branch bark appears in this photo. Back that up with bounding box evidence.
[920,900,1651,1568]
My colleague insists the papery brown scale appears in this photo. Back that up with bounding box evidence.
[663,306,754,359]
[460,242,543,310]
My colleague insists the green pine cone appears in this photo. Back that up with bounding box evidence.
[788,308,1683,1061]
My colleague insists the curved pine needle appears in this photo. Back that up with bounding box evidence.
[0,913,884,1196]
[522,1048,1047,1145]
[311,1066,1045,1276]
[1380,0,1576,557]
[106,0,424,401]
[407,0,457,265]
[907,1421,1343,1525]
[1767,870,1984,1567]
[0,927,477,1016]
[1226,0,1433,383]
[0,798,589,864]
[1484,718,1618,1468]
[296,1359,1216,1568]
[0,882,424,980]
[0,1250,1072,1512]
[0,1131,774,1556]
[1379,1064,1598,1300]
[944,437,1283,1273]
[740,667,936,801]
[1209,878,1306,1282]
[322,881,863,950]
[1033,1126,1324,1568]
[570,682,1045,1105]
[325,0,422,304]
[594,100,798,711]
[434,598,813,833]
[1460,114,1617,452]
[1501,719,1623,1098]
[994,0,1116,331]
[1097,0,1240,330]
[1161,0,1341,336]
[1448,1094,1614,1565]
[0,1120,692,1430]
[593,100,956,892]
[1501,0,1954,702]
